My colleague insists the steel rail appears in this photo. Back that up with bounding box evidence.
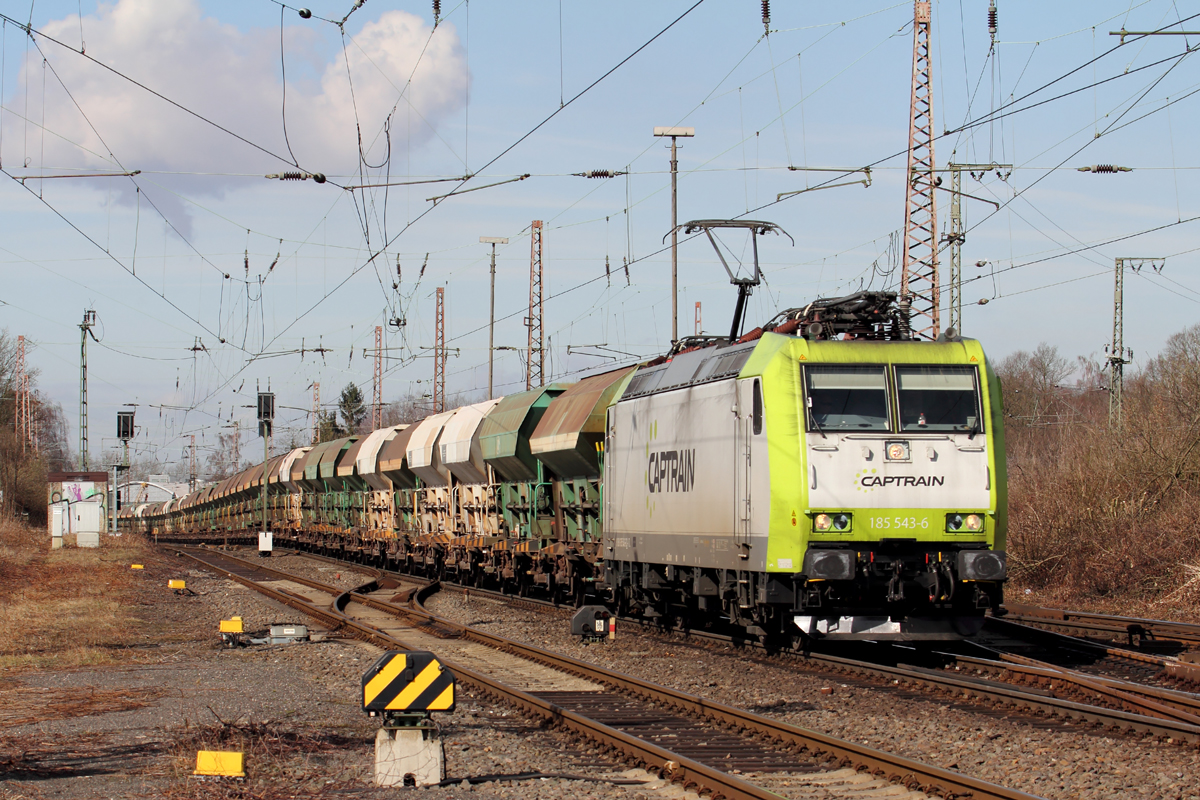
[365,586,1042,800]
[1001,603,1200,646]
[173,548,846,800]
[275,547,1200,744]
[956,649,1200,726]
[418,574,1200,742]
[984,616,1200,683]
[180,547,1040,800]
[258,547,1200,746]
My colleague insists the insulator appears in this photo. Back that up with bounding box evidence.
[433,0,441,21]
[987,3,997,36]
[1093,165,1117,173]
[587,170,615,179]
[761,0,770,28]
[267,171,325,182]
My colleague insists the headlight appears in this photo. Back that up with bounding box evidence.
[947,513,985,532]
[813,513,851,532]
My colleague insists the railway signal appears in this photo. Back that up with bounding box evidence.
[258,389,274,555]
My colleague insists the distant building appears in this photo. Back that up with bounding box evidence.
[48,471,109,549]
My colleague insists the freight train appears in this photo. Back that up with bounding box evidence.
[123,291,1007,642]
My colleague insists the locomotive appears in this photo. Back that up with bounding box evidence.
[125,290,1007,642]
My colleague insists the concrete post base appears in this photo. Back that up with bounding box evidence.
[374,725,443,787]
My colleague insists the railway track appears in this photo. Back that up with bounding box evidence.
[999,603,1200,650]
[266,547,1200,746]
[176,546,1041,800]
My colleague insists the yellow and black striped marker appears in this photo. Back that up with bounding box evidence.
[362,651,455,714]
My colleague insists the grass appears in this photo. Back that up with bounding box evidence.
[160,720,370,799]
[0,519,377,798]
[0,519,158,673]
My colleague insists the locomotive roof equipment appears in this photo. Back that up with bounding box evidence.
[668,219,793,341]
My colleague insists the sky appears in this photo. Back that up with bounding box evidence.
[2,0,1199,473]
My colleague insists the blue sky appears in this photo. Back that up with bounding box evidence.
[2,0,1198,470]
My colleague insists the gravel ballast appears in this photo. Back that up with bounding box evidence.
[425,588,1200,800]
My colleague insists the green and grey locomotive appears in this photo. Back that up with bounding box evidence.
[604,292,1006,640]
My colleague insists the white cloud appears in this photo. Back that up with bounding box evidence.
[7,0,467,230]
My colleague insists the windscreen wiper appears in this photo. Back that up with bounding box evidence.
[807,402,827,439]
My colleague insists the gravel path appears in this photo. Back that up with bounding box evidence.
[425,590,1200,800]
[0,547,699,799]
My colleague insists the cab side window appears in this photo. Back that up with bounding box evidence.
[752,379,763,435]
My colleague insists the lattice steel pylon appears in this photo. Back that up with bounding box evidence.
[901,1,939,340]
[227,419,241,469]
[310,383,320,444]
[527,221,545,390]
[15,336,31,453]
[434,287,446,413]
[372,325,383,430]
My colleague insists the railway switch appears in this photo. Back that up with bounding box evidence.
[267,624,309,644]
[571,606,613,643]
[362,651,454,786]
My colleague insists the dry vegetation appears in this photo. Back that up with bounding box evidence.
[0,518,159,672]
[1001,326,1200,618]
[160,720,367,799]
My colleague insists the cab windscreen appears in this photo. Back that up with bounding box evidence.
[895,366,980,433]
